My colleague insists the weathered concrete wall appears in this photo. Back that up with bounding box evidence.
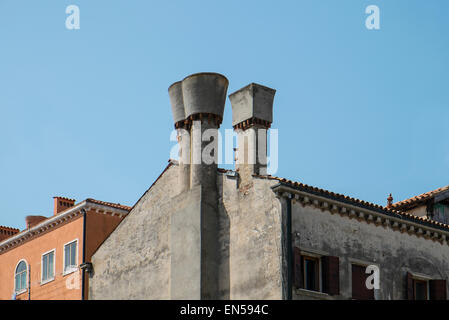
[292,201,449,300]
[89,165,284,300]
[89,165,178,299]
[218,175,283,299]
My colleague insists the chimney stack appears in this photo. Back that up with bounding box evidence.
[169,81,190,193]
[25,216,47,229]
[168,72,228,300]
[0,226,20,242]
[169,72,229,193]
[53,197,76,215]
[229,83,276,181]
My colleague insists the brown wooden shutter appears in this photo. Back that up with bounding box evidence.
[429,280,447,300]
[406,272,414,300]
[322,256,339,295]
[352,264,374,300]
[293,247,303,289]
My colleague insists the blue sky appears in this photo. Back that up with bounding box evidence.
[1,0,448,229]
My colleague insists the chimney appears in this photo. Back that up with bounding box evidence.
[229,83,276,181]
[169,81,190,194]
[169,72,229,192]
[0,226,20,242]
[53,197,76,215]
[168,72,228,300]
[25,216,47,229]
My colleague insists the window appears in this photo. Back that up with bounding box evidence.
[293,248,340,296]
[303,256,320,291]
[41,250,55,283]
[414,279,428,300]
[14,260,27,294]
[64,240,78,274]
[351,264,374,300]
[405,272,444,300]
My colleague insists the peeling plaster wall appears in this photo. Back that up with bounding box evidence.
[89,167,284,300]
[292,202,449,300]
[218,175,283,299]
[89,165,178,299]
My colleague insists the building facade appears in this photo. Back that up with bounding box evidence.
[0,197,130,300]
[85,72,449,300]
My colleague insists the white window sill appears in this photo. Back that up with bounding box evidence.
[295,288,333,300]
[15,289,27,296]
[40,277,55,286]
[63,267,78,276]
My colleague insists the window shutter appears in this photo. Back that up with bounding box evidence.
[322,256,339,295]
[406,272,414,300]
[429,280,447,300]
[352,264,374,300]
[293,247,303,289]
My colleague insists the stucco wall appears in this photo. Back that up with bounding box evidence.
[292,201,449,300]
[89,165,178,299]
[218,175,283,299]
[89,166,284,300]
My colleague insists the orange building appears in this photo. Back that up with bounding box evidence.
[0,196,130,300]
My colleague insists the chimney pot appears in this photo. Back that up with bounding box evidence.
[229,83,276,128]
[53,197,76,215]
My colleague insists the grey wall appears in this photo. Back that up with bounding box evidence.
[292,200,449,300]
[217,175,283,299]
[89,166,284,300]
[89,165,178,299]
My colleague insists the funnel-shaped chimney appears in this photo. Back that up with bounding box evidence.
[169,81,190,193]
[168,72,228,299]
[182,72,228,122]
[168,81,186,127]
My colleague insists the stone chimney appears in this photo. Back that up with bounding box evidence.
[169,73,228,193]
[53,197,76,215]
[168,72,228,300]
[0,226,20,242]
[229,83,276,185]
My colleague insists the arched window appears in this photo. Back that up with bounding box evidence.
[15,260,27,293]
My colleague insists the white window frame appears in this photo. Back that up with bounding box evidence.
[41,248,56,285]
[14,259,28,295]
[63,239,79,276]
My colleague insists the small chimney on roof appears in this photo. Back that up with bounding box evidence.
[0,226,20,242]
[25,216,47,229]
[387,193,393,209]
[53,197,76,215]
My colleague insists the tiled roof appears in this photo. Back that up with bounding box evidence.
[255,174,449,232]
[0,226,20,232]
[86,198,132,211]
[391,185,449,209]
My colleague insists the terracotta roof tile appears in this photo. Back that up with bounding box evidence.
[86,199,131,211]
[253,174,449,232]
[392,185,449,209]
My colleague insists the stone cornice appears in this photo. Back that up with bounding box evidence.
[272,184,449,245]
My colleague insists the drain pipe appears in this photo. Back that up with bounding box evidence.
[81,208,87,300]
[286,194,292,300]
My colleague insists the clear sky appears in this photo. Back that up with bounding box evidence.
[1,0,448,230]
